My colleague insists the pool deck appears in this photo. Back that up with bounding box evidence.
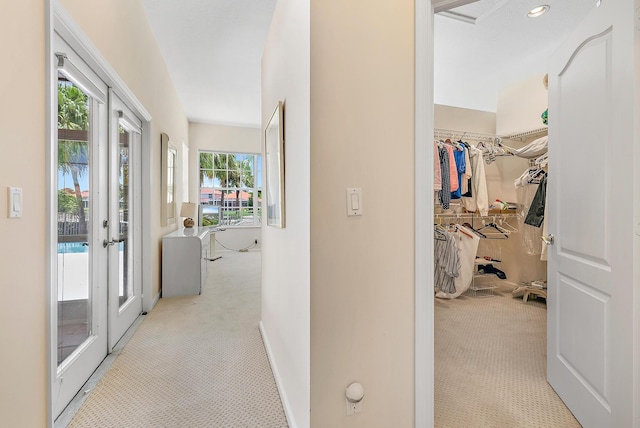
[58,252,124,301]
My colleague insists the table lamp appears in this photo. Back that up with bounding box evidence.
[180,202,197,228]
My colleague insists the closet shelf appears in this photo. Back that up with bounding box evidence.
[467,250,503,298]
[467,277,497,296]
[434,211,520,218]
[434,128,500,143]
[501,127,548,142]
[434,126,548,144]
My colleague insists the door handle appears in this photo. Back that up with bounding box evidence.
[103,238,125,248]
[541,234,554,245]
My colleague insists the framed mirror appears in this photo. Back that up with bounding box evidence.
[161,132,176,226]
[265,101,285,228]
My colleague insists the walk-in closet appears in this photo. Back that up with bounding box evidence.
[432,1,595,426]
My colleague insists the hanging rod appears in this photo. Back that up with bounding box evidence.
[434,126,548,143]
[434,128,501,143]
[434,212,520,219]
[500,127,548,141]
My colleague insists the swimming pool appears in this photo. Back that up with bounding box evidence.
[57,242,124,253]
[58,242,89,254]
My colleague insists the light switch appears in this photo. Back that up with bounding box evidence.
[8,187,23,218]
[346,188,363,216]
[351,194,359,210]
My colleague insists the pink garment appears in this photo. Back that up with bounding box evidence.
[446,145,459,192]
[434,142,442,191]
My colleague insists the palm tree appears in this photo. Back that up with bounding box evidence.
[200,153,239,224]
[58,82,89,235]
[234,156,254,215]
[58,190,79,214]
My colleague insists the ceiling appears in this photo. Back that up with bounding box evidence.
[140,0,277,128]
[435,0,595,112]
[140,0,595,128]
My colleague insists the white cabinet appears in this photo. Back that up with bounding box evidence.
[162,227,210,297]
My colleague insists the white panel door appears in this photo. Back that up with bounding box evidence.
[547,1,637,427]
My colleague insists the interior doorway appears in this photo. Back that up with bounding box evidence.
[416,1,595,426]
[417,1,640,427]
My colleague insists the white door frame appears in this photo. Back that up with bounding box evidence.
[414,0,434,426]
[52,32,110,419]
[414,1,640,427]
[46,2,153,426]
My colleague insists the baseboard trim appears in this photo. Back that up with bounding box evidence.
[151,291,161,309]
[259,321,297,428]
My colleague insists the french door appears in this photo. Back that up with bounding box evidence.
[107,93,143,350]
[53,35,142,418]
[54,33,109,418]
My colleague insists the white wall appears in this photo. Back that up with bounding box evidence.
[210,228,261,252]
[309,1,415,427]
[435,104,495,133]
[261,0,311,427]
[496,74,548,136]
[495,74,548,284]
[188,122,262,251]
[0,2,47,425]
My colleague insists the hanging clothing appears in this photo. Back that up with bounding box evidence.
[525,173,547,227]
[434,142,442,191]
[436,225,480,299]
[438,146,451,209]
[514,166,545,188]
[541,188,549,261]
[461,143,472,196]
[434,227,460,294]
[501,135,548,159]
[462,145,489,216]
[450,147,466,200]
[445,144,459,192]
[516,182,543,256]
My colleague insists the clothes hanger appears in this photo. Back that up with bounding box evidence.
[496,216,518,233]
[434,224,447,241]
[462,222,486,238]
[454,224,473,239]
[477,219,510,239]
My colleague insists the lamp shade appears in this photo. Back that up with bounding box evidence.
[180,202,197,219]
[180,202,197,228]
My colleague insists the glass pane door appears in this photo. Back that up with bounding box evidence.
[57,74,92,364]
[118,127,132,307]
[108,93,142,349]
[53,35,108,418]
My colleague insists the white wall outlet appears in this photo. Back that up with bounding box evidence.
[346,398,362,415]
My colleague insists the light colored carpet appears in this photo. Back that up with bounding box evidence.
[435,284,581,428]
[68,250,288,428]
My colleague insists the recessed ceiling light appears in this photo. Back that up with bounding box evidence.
[528,5,550,18]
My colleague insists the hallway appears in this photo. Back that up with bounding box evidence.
[63,250,288,427]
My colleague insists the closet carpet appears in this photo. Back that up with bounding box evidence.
[67,250,288,428]
[435,284,581,428]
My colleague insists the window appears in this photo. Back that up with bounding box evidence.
[199,152,262,227]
